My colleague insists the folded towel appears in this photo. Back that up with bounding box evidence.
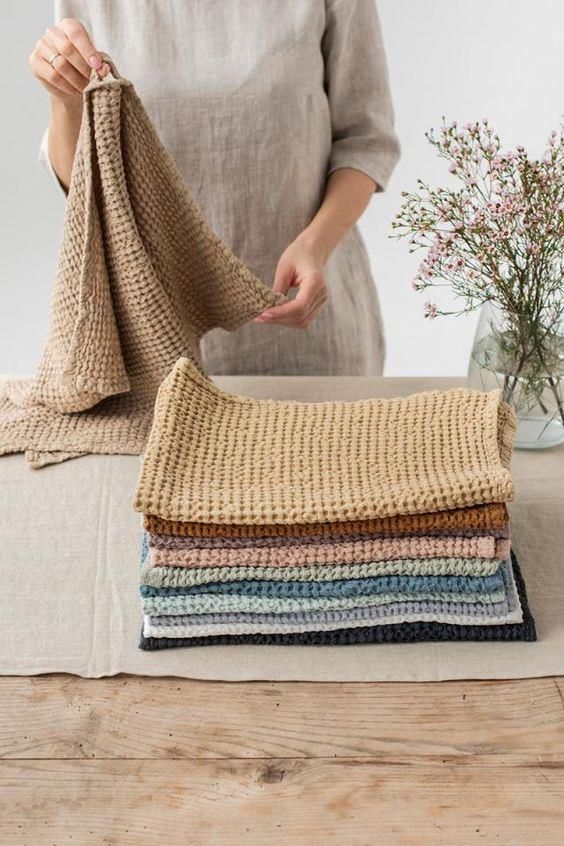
[0,59,280,468]
[147,524,510,550]
[139,571,504,598]
[143,561,520,636]
[144,502,509,539]
[140,586,506,616]
[148,536,511,568]
[134,359,515,524]
[143,598,520,636]
[142,557,503,588]
[139,554,536,648]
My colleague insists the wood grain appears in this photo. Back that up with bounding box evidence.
[1,673,563,844]
[0,675,563,761]
[1,758,563,846]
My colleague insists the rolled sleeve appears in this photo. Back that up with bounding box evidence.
[322,0,400,192]
[39,126,68,198]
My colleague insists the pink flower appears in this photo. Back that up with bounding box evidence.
[424,301,438,319]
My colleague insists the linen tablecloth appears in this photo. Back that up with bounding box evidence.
[0,376,561,681]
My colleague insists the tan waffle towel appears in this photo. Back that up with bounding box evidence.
[134,358,516,524]
[0,59,281,468]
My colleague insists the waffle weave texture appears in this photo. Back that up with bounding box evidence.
[149,536,509,568]
[0,59,281,468]
[144,502,510,538]
[139,553,536,648]
[147,525,510,549]
[140,570,505,597]
[142,591,521,636]
[141,587,506,616]
[141,558,503,587]
[141,557,518,630]
[134,358,516,524]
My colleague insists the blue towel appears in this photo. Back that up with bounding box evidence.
[139,532,503,599]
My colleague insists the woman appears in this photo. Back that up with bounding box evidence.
[29,1,400,376]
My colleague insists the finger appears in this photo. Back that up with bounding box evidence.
[259,306,322,329]
[300,287,327,317]
[40,78,73,99]
[270,273,325,317]
[256,275,325,324]
[45,26,91,77]
[260,283,328,326]
[299,301,326,328]
[97,61,112,78]
[254,298,309,325]
[277,293,328,328]
[272,260,295,295]
[29,49,77,95]
[39,38,87,92]
[58,18,103,69]
[295,274,328,313]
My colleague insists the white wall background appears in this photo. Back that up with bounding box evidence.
[1,0,562,377]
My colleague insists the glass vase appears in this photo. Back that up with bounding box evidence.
[468,303,564,449]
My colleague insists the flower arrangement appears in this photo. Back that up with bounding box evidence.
[391,120,564,447]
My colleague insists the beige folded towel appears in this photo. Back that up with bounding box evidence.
[134,357,516,525]
[0,58,280,468]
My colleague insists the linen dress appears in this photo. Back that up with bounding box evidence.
[42,0,400,375]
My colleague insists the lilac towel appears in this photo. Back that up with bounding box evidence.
[148,526,510,550]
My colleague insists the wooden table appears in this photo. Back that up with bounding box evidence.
[1,376,563,844]
[1,674,563,843]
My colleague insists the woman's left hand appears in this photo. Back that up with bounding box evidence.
[254,237,328,328]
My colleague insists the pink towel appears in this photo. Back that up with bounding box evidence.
[149,536,511,569]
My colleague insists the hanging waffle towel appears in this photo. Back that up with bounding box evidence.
[0,58,281,468]
[134,358,516,525]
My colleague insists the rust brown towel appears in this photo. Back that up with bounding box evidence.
[145,503,509,538]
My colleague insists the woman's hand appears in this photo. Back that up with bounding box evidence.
[255,170,375,329]
[254,236,329,329]
[28,18,109,103]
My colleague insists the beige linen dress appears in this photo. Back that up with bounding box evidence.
[43,0,400,375]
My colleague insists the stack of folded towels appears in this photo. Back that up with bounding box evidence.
[133,358,536,649]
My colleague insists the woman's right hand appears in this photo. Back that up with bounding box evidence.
[28,18,109,103]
